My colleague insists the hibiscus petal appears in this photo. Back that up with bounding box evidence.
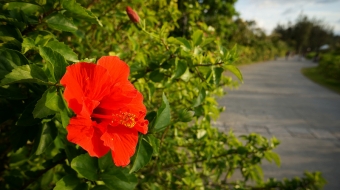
[97,56,130,84]
[97,81,137,112]
[67,115,110,157]
[60,62,112,114]
[101,126,138,167]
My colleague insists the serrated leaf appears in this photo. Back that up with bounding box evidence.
[54,174,88,190]
[32,121,57,155]
[153,93,171,133]
[129,138,153,173]
[45,13,78,32]
[28,30,55,46]
[22,37,35,53]
[39,46,68,82]
[0,48,28,79]
[193,88,206,107]
[44,87,64,112]
[225,65,243,82]
[62,0,102,26]
[71,154,99,181]
[100,167,137,190]
[32,88,57,118]
[46,41,78,62]
[192,30,203,46]
[1,64,48,86]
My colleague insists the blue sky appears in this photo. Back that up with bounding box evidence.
[235,0,340,35]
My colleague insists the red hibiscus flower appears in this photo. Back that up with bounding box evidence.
[60,56,148,167]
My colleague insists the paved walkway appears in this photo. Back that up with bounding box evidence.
[216,57,340,189]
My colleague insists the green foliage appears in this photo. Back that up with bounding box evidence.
[317,52,340,82]
[0,0,325,190]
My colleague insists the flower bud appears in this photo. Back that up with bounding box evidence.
[126,6,140,23]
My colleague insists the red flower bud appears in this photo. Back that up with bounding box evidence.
[126,6,140,23]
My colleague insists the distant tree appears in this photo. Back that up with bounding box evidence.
[273,14,335,53]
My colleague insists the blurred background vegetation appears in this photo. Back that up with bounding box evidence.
[0,0,337,189]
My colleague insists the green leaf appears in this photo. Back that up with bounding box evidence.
[64,142,81,163]
[180,68,191,82]
[0,48,28,79]
[145,111,156,131]
[45,13,78,32]
[62,0,102,26]
[58,88,72,128]
[100,167,137,190]
[172,59,187,79]
[21,37,36,53]
[32,88,57,119]
[149,70,165,83]
[129,138,153,173]
[40,169,54,189]
[176,37,192,51]
[0,25,22,50]
[225,65,243,82]
[54,174,88,190]
[0,15,26,30]
[0,25,23,42]
[192,30,203,46]
[39,46,68,82]
[44,87,64,112]
[98,153,114,171]
[145,134,160,156]
[193,88,206,107]
[1,64,48,86]
[71,153,99,181]
[59,106,71,128]
[147,82,155,101]
[200,38,215,47]
[32,121,57,155]
[6,2,42,17]
[213,67,224,85]
[46,41,78,62]
[28,30,55,46]
[178,109,194,122]
[264,151,281,167]
[153,93,171,133]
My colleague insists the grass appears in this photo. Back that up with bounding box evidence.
[301,67,340,95]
